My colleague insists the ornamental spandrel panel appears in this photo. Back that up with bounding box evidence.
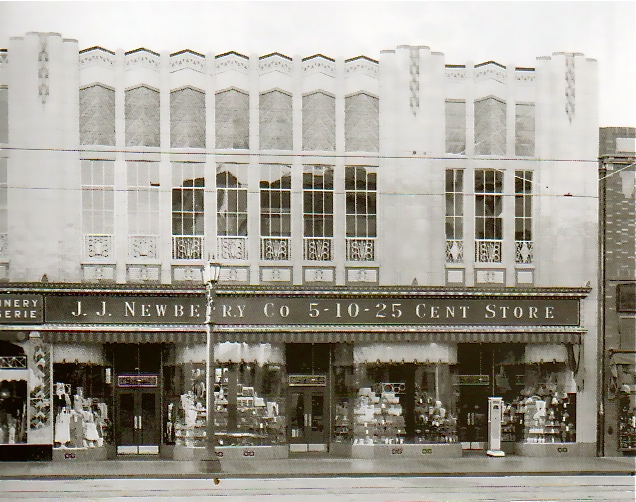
[302,92,335,151]
[259,90,293,150]
[345,93,379,152]
[125,86,160,147]
[80,84,115,146]
[170,87,206,148]
[215,89,249,149]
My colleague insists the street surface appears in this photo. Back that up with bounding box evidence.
[0,475,634,501]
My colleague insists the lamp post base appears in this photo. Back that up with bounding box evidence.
[199,458,222,473]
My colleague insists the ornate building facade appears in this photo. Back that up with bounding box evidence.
[0,33,599,461]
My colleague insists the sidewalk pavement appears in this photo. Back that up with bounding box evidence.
[0,455,634,479]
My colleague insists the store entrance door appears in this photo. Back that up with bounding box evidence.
[288,386,327,452]
[116,386,160,454]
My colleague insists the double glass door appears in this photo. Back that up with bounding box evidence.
[289,387,327,452]
[116,389,160,454]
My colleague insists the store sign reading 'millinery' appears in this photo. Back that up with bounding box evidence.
[213,297,580,326]
[0,295,44,323]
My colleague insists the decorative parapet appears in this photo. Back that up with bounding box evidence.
[215,51,249,74]
[345,56,379,78]
[79,47,116,68]
[445,65,466,80]
[302,54,336,75]
[259,53,293,74]
[125,48,160,70]
[474,61,507,83]
[515,67,536,82]
[170,49,205,73]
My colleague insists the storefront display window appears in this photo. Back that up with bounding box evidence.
[0,342,29,445]
[348,343,458,445]
[166,343,286,449]
[52,361,112,449]
[505,347,578,444]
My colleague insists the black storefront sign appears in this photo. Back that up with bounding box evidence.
[0,295,44,323]
[213,297,580,326]
[3,294,580,327]
[46,296,203,324]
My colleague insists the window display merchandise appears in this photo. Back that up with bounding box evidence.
[52,364,112,450]
[501,363,577,443]
[166,343,287,450]
[346,363,457,445]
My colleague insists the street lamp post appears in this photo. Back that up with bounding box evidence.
[201,261,222,474]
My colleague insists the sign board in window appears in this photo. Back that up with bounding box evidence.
[457,375,490,386]
[288,374,326,387]
[117,374,158,388]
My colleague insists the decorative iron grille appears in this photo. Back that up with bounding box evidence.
[475,239,502,263]
[445,239,464,263]
[304,238,333,261]
[0,356,27,368]
[346,238,375,261]
[515,240,534,264]
[261,237,290,260]
[217,237,248,260]
[172,236,203,260]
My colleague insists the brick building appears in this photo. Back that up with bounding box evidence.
[599,127,636,456]
[0,33,599,461]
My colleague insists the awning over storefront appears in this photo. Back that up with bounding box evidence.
[42,330,205,344]
[36,324,584,345]
[215,326,583,344]
[354,343,457,364]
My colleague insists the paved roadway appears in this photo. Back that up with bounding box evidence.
[1,475,634,501]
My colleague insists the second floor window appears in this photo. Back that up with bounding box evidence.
[82,160,115,235]
[515,170,533,263]
[345,166,377,238]
[217,164,248,236]
[304,165,334,261]
[475,169,503,239]
[260,164,291,237]
[128,161,160,236]
[172,162,204,236]
[445,169,464,263]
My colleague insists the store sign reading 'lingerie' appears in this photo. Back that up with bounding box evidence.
[44,295,580,326]
[0,295,44,323]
